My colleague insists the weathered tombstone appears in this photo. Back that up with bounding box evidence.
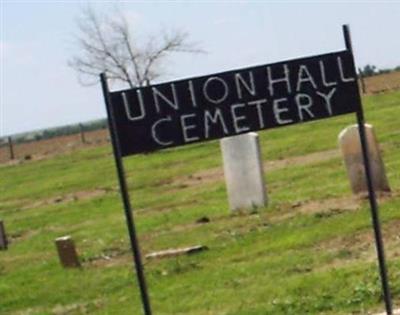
[0,220,8,250]
[338,124,390,194]
[220,132,267,211]
[55,236,81,268]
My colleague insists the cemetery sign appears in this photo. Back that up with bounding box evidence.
[109,50,360,156]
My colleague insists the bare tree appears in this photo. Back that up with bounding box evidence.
[69,7,202,88]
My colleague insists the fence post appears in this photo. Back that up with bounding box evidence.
[8,137,14,160]
[358,67,366,94]
[79,124,86,144]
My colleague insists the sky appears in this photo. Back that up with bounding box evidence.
[1,1,399,137]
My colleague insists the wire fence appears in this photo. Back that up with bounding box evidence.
[0,121,110,163]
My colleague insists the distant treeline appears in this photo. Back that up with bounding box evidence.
[0,118,108,146]
[359,64,400,77]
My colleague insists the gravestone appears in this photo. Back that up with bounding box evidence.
[338,124,390,194]
[0,220,8,250]
[55,236,81,268]
[220,132,267,211]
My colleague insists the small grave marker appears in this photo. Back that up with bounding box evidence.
[55,236,81,268]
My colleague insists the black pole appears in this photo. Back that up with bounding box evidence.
[8,136,14,160]
[100,73,153,315]
[343,24,393,315]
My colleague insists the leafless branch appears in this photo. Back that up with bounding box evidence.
[69,7,203,88]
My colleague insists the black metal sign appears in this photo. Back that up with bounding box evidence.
[101,25,393,315]
[110,50,360,156]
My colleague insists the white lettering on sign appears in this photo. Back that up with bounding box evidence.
[180,113,199,143]
[188,80,198,108]
[204,108,229,139]
[151,116,174,146]
[235,71,256,99]
[295,93,314,121]
[273,98,293,125]
[337,56,355,82]
[296,65,317,91]
[267,64,291,96]
[122,90,146,121]
[317,88,337,115]
[319,60,337,87]
[203,76,229,104]
[231,103,250,133]
[152,84,179,113]
[248,99,267,129]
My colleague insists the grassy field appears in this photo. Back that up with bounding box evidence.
[1,90,400,314]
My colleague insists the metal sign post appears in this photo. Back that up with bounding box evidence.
[100,73,153,315]
[343,24,393,315]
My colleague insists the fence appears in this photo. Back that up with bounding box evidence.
[0,121,110,163]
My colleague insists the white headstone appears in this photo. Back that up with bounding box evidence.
[220,132,267,211]
[338,124,390,194]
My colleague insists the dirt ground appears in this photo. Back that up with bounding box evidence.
[363,70,400,94]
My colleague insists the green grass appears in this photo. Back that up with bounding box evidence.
[0,91,400,314]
